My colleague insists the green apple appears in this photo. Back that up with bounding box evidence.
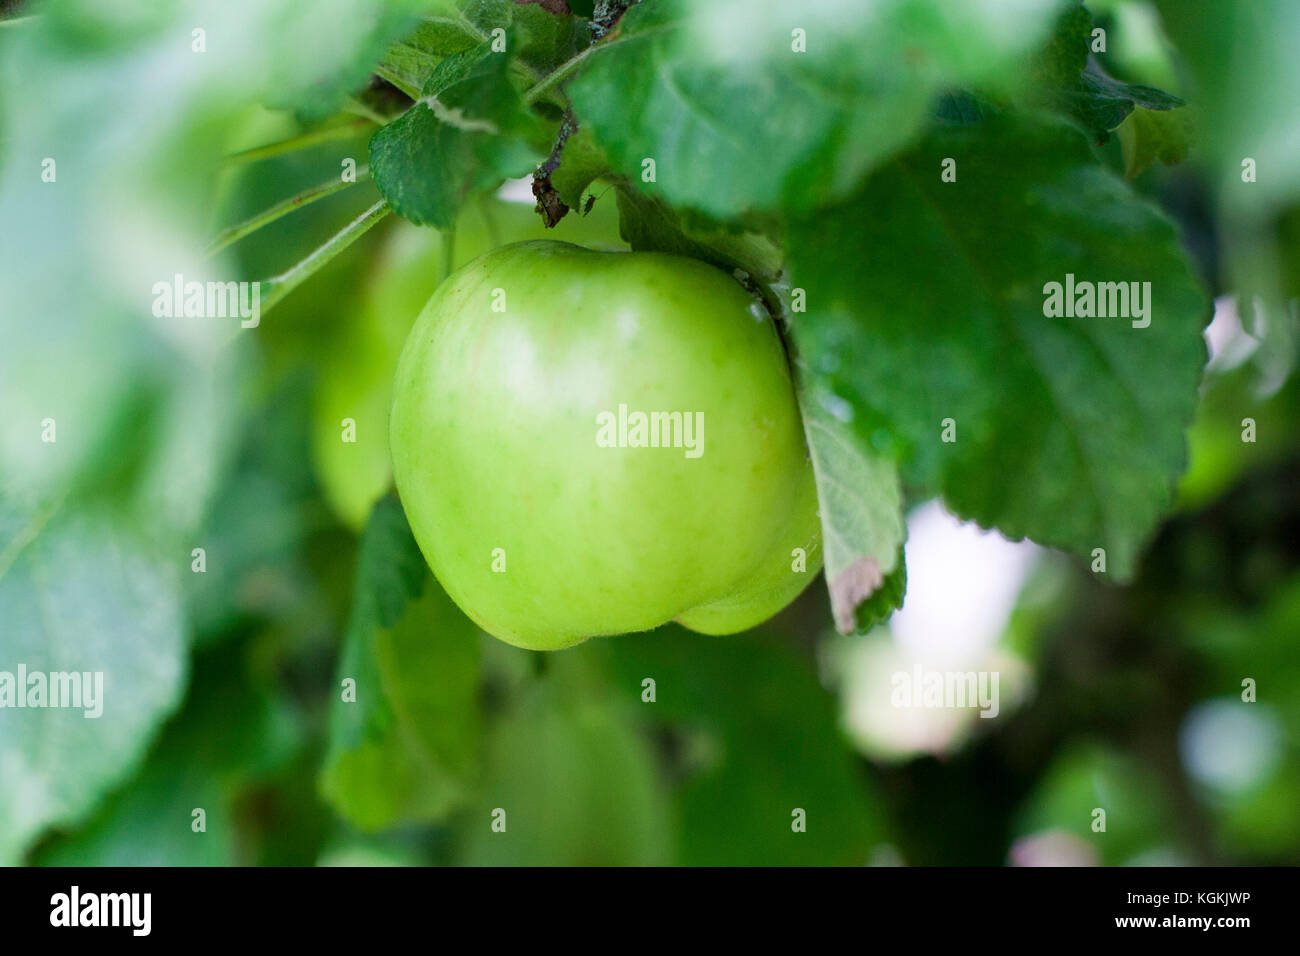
[312,200,624,530]
[390,240,821,650]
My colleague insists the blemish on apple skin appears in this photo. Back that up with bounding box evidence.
[748,302,766,323]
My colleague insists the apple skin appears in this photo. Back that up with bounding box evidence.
[313,199,624,530]
[390,240,821,650]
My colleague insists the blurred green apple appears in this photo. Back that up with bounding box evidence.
[390,240,821,650]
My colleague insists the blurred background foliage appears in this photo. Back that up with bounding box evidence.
[1,0,1297,865]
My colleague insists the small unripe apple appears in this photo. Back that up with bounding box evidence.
[390,240,821,650]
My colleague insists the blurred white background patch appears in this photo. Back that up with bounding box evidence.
[1179,698,1283,794]
[835,500,1039,760]
[892,500,1039,669]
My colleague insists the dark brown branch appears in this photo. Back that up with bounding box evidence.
[591,0,635,39]
[512,0,572,15]
[532,110,578,227]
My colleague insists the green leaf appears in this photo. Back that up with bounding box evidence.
[325,494,427,755]
[512,1,589,74]
[932,90,1002,126]
[1027,3,1091,90]
[1154,0,1300,210]
[319,496,481,830]
[614,184,782,282]
[548,123,610,209]
[799,393,906,633]
[569,0,1065,217]
[183,372,319,646]
[593,627,887,865]
[261,1,427,122]
[356,494,429,632]
[452,0,513,34]
[1052,65,1185,140]
[0,498,189,864]
[1116,105,1195,180]
[407,0,579,97]
[853,551,907,633]
[369,39,544,227]
[33,640,305,866]
[1025,4,1184,141]
[379,17,486,94]
[1150,0,1297,337]
[788,115,1210,576]
[379,0,579,96]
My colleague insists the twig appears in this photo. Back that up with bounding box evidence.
[532,110,578,227]
[258,200,391,316]
[206,167,371,258]
[591,0,635,40]
[223,118,373,167]
[439,224,457,282]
